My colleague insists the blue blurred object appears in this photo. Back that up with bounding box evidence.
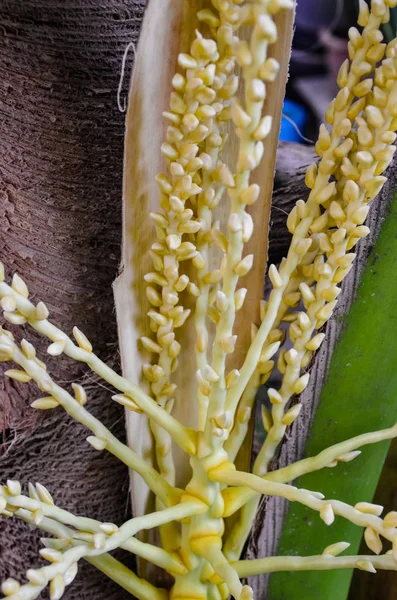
[295,0,338,32]
[279,98,308,143]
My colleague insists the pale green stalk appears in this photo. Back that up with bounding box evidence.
[3,545,88,600]
[191,53,230,431]
[0,281,195,455]
[15,508,74,541]
[194,198,215,432]
[234,554,397,578]
[222,222,312,558]
[194,145,224,432]
[225,273,309,463]
[9,496,187,575]
[224,371,260,463]
[210,466,397,544]
[1,336,179,507]
[86,554,169,600]
[222,421,397,516]
[15,506,184,586]
[267,422,397,483]
[197,543,246,600]
[225,224,308,417]
[204,2,276,452]
[101,500,207,553]
[2,535,167,600]
[4,498,206,600]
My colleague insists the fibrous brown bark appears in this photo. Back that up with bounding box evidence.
[0,1,146,598]
[268,142,317,265]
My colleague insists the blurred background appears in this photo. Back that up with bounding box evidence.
[281,0,397,144]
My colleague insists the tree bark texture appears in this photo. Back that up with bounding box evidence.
[0,2,146,599]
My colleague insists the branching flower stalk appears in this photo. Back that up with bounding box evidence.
[224,0,397,558]
[2,1,397,600]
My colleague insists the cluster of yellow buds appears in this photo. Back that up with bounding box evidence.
[2,1,397,600]
[143,15,237,483]
[141,0,293,485]
[255,2,397,476]
[0,480,80,600]
[220,0,397,560]
[0,476,201,600]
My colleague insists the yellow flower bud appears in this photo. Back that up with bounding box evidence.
[282,403,302,426]
[364,527,383,555]
[320,503,335,526]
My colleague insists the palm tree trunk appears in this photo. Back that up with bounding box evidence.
[0,2,146,598]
